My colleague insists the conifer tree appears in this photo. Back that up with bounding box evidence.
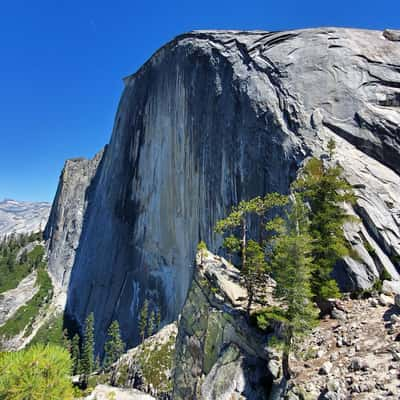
[147,310,155,337]
[292,152,356,302]
[103,320,125,368]
[139,299,148,342]
[80,312,95,379]
[0,344,74,399]
[156,309,161,330]
[94,355,100,371]
[215,193,288,314]
[71,334,81,375]
[197,241,208,264]
[271,197,318,379]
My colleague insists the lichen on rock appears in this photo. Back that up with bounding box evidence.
[173,250,276,399]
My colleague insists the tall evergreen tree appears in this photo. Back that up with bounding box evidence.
[139,299,148,342]
[243,240,267,315]
[156,309,161,330]
[271,197,319,379]
[80,312,95,378]
[147,310,155,337]
[103,320,125,368]
[71,334,81,375]
[293,153,355,302]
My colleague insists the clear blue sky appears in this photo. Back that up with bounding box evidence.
[0,0,399,202]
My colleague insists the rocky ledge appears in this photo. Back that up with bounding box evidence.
[173,249,277,400]
[289,293,400,399]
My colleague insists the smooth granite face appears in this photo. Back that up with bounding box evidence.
[46,28,400,351]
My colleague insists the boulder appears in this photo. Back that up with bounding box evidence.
[395,294,400,309]
[382,280,400,296]
[84,385,155,400]
[319,361,333,375]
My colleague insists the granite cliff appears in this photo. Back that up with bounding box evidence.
[45,27,400,351]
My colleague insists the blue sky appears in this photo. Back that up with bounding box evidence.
[0,0,399,202]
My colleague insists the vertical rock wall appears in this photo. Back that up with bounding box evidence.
[45,28,400,351]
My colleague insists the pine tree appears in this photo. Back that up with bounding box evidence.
[156,309,161,330]
[293,154,356,302]
[94,355,100,371]
[243,240,267,315]
[71,334,81,375]
[147,311,155,337]
[139,300,148,342]
[215,193,288,314]
[80,312,95,380]
[271,197,319,379]
[103,320,125,368]
[197,241,207,264]
[0,344,74,399]
[327,138,336,160]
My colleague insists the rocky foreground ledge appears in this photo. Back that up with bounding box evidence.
[85,250,400,399]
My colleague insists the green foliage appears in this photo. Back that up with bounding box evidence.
[255,306,288,331]
[363,241,376,256]
[222,235,240,257]
[137,335,176,394]
[81,313,95,376]
[29,313,65,348]
[0,236,45,294]
[71,334,81,375]
[319,279,341,300]
[243,240,268,314]
[215,193,288,234]
[272,201,319,334]
[197,241,207,251]
[271,198,319,378]
[139,299,149,342]
[380,268,392,281]
[293,157,356,301]
[147,311,155,337]
[156,309,161,331]
[0,266,53,339]
[0,344,73,399]
[327,138,336,160]
[103,320,125,369]
[215,193,288,314]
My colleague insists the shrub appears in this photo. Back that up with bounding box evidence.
[0,344,73,399]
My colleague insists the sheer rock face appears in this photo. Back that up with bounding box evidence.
[44,149,105,293]
[46,28,400,350]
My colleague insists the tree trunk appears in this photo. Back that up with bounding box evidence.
[282,329,293,380]
[282,350,291,380]
[241,218,247,268]
[246,289,253,317]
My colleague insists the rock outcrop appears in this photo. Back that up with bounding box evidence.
[173,250,275,399]
[0,199,50,239]
[106,323,177,398]
[44,149,105,293]
[0,271,38,326]
[84,385,155,400]
[45,28,400,350]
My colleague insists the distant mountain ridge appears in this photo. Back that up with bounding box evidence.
[0,199,51,238]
